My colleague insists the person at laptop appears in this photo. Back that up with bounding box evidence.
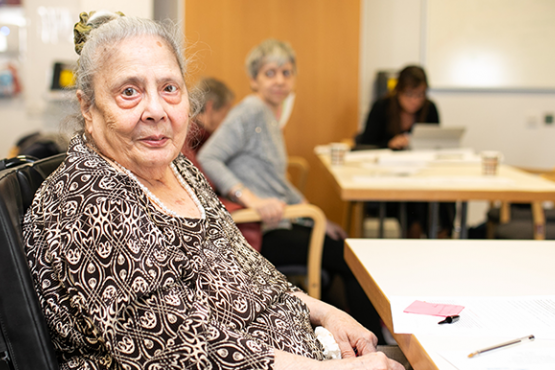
[356,65,438,150]
[356,66,453,238]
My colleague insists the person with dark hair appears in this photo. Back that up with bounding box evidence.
[23,11,402,370]
[356,66,453,238]
[196,78,235,129]
[357,65,439,150]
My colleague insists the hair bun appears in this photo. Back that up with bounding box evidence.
[74,12,94,55]
[73,10,125,55]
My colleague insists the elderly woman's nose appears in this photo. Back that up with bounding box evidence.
[142,93,167,121]
[275,72,286,84]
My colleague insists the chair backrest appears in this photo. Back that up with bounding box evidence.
[0,154,65,370]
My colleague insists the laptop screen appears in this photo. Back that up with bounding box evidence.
[410,124,466,150]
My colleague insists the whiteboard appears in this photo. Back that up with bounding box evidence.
[425,0,555,90]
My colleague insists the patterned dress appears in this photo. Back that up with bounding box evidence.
[24,135,324,370]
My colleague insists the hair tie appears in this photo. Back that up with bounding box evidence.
[74,11,94,55]
[73,11,126,56]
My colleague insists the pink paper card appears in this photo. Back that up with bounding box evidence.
[403,300,464,317]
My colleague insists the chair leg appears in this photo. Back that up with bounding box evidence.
[486,220,496,239]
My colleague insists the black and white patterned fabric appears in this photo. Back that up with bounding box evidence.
[24,135,324,370]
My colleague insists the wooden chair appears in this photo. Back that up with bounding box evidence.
[231,204,327,299]
[287,156,309,194]
[487,167,555,240]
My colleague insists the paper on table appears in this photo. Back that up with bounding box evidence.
[438,338,555,370]
[352,176,514,186]
[403,300,464,317]
[390,296,555,339]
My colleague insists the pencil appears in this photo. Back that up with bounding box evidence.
[468,335,535,358]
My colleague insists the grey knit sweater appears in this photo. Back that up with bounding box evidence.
[198,95,303,205]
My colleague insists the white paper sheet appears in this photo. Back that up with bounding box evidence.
[438,338,555,370]
[352,176,514,186]
[390,296,555,339]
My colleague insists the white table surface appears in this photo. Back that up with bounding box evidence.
[318,152,555,202]
[344,239,555,370]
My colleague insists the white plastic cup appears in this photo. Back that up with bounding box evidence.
[330,143,349,166]
[481,151,502,176]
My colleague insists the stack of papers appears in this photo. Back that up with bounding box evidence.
[378,149,480,166]
[390,296,555,369]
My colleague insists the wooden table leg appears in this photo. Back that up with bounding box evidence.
[532,201,546,240]
[428,202,439,239]
[378,202,386,238]
[459,201,468,239]
[352,201,364,238]
[500,202,511,223]
[345,201,353,235]
[400,202,407,238]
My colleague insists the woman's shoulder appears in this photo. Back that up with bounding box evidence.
[32,138,134,209]
[225,95,269,126]
[423,98,440,123]
[373,95,393,109]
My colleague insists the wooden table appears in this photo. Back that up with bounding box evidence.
[317,151,555,239]
[345,238,555,370]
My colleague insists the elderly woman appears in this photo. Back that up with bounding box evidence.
[197,39,385,344]
[23,11,402,370]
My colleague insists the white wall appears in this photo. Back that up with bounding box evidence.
[360,0,555,225]
[0,0,153,157]
[359,0,422,127]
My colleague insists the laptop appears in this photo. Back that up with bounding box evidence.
[410,124,465,150]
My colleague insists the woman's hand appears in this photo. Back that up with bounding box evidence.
[319,304,378,358]
[387,134,410,150]
[274,348,404,370]
[228,185,286,226]
[251,197,286,227]
[292,292,379,358]
[325,220,348,240]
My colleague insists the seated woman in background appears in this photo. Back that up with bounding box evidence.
[198,39,387,344]
[23,11,402,370]
[356,65,439,150]
[183,77,262,251]
[184,77,235,157]
[356,65,453,238]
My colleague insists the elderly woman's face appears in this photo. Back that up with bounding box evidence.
[250,61,295,110]
[81,35,189,174]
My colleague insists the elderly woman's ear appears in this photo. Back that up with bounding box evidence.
[249,78,259,92]
[76,90,93,124]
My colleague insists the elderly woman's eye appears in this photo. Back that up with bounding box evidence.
[164,85,178,93]
[265,69,276,78]
[122,87,137,97]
